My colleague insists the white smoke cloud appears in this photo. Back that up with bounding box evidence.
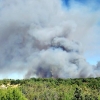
[0,0,100,79]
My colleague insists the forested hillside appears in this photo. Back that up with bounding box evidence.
[0,78,100,100]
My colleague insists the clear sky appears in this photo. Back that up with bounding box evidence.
[0,0,100,79]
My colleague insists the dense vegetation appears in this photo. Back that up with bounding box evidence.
[0,77,100,100]
[0,88,27,100]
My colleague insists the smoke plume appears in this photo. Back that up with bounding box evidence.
[0,0,100,79]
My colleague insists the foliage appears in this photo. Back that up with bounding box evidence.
[0,88,27,100]
[0,77,100,100]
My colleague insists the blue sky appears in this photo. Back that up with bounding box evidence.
[62,0,100,11]
[62,0,100,65]
[63,0,100,5]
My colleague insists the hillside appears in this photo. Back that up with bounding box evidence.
[0,77,100,100]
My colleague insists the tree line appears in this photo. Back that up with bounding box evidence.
[0,77,100,100]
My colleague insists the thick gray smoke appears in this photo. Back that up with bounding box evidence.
[0,0,100,79]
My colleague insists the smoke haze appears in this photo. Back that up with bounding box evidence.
[0,0,100,79]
